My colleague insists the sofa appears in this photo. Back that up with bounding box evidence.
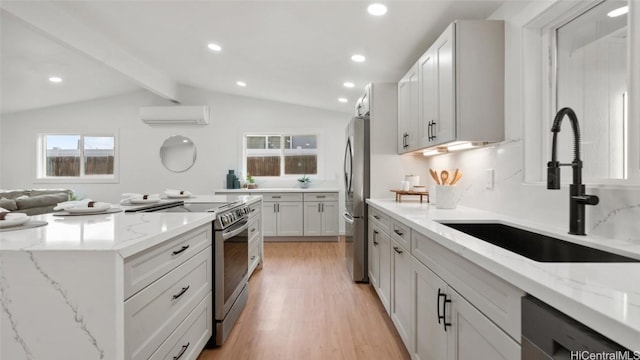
[0,189,73,216]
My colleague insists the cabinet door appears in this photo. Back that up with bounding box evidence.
[303,201,322,236]
[398,64,419,153]
[320,201,339,236]
[413,258,448,360]
[448,289,520,360]
[368,223,380,289]
[434,23,455,146]
[378,228,391,314]
[262,202,277,237]
[391,239,413,351]
[419,47,437,148]
[276,202,303,236]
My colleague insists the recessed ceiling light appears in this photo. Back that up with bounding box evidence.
[48,76,63,83]
[367,3,387,16]
[607,6,628,18]
[338,98,348,103]
[237,81,247,87]
[343,82,355,88]
[207,43,222,52]
[351,54,366,63]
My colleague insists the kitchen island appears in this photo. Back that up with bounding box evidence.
[367,199,640,353]
[0,210,216,360]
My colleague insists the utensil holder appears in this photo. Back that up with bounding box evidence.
[435,185,456,209]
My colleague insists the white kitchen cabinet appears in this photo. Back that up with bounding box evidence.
[261,193,303,237]
[124,224,213,360]
[413,257,448,360]
[247,199,263,277]
[303,193,339,237]
[412,258,519,360]
[368,213,391,314]
[398,63,420,153]
[391,238,413,352]
[398,20,505,154]
[366,203,523,358]
[263,201,303,236]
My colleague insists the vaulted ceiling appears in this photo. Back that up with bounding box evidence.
[1,1,504,115]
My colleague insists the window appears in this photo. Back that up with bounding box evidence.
[244,134,317,177]
[38,134,117,182]
[523,0,639,185]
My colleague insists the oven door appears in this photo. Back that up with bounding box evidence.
[215,218,249,320]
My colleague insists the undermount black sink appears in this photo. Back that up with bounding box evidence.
[439,222,639,263]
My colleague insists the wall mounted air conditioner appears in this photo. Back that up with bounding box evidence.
[140,106,209,125]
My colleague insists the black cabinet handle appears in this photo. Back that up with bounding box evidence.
[172,245,189,255]
[373,230,378,246]
[250,227,256,233]
[251,255,256,261]
[394,229,404,237]
[443,296,452,332]
[172,342,190,360]
[393,246,403,254]
[172,285,190,300]
[431,121,437,141]
[272,196,282,199]
[373,215,380,220]
[437,289,452,331]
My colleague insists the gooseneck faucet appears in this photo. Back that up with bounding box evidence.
[547,107,599,235]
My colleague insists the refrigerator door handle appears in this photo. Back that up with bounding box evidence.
[342,212,354,224]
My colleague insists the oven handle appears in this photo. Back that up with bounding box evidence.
[222,218,249,240]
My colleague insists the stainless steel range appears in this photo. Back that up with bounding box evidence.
[126,200,250,346]
[211,202,250,345]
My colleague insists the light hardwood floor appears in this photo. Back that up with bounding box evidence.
[198,239,410,360]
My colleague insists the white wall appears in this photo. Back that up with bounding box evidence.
[423,2,640,243]
[0,86,349,207]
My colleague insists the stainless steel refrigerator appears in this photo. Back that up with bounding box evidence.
[343,116,369,282]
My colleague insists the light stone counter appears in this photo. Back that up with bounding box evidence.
[215,187,340,193]
[367,199,640,350]
[0,211,216,360]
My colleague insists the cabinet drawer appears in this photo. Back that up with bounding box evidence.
[260,192,302,202]
[150,293,212,360]
[411,231,523,341]
[248,200,261,219]
[249,240,260,271]
[248,217,260,245]
[303,192,338,201]
[369,207,390,233]
[125,248,212,360]
[124,224,211,299]
[390,220,410,250]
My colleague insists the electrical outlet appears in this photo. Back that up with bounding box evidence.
[485,169,494,190]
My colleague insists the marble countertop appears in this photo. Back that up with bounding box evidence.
[215,187,339,193]
[367,199,640,350]
[182,194,262,204]
[0,211,216,258]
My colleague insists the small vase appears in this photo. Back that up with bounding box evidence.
[299,182,310,189]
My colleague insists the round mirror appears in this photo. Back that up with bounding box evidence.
[160,135,197,173]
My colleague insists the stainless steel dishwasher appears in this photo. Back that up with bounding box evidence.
[522,295,634,359]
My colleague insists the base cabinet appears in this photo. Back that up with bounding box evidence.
[247,199,263,277]
[368,218,391,314]
[391,239,413,351]
[303,201,339,236]
[412,258,520,360]
[218,191,339,239]
[367,204,522,360]
[262,201,303,236]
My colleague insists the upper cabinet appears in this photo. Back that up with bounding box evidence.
[397,63,419,152]
[397,20,505,155]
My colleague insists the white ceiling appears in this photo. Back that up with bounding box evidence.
[1,1,504,115]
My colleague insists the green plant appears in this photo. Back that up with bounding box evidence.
[246,173,255,183]
[297,175,311,183]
